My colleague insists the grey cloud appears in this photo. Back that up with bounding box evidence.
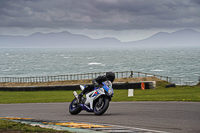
[191,0,200,5]
[0,0,199,30]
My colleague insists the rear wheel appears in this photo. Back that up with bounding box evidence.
[93,97,109,115]
[69,98,82,115]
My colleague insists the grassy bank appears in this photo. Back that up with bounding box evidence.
[0,119,70,133]
[113,82,200,101]
[0,81,199,103]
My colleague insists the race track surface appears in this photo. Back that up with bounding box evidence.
[0,102,200,133]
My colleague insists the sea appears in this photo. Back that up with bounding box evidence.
[0,45,200,84]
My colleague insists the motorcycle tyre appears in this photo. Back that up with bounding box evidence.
[69,98,82,115]
[93,97,109,115]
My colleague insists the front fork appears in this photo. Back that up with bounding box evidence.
[97,97,103,107]
[98,97,103,105]
[73,91,79,102]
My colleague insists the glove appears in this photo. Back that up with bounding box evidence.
[93,81,99,87]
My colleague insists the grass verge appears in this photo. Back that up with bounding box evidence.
[0,81,199,103]
[113,81,200,102]
[0,119,70,133]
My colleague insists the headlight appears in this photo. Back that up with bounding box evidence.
[108,89,113,95]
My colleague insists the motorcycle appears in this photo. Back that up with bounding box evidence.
[69,80,114,115]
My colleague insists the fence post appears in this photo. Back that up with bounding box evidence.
[131,71,133,78]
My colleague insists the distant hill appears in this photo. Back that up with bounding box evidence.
[125,29,200,46]
[0,29,200,48]
[0,31,121,48]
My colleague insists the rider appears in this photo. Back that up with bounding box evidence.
[78,71,115,103]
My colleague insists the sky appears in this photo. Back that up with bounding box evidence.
[0,0,200,42]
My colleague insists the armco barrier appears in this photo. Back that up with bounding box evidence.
[0,81,155,91]
[0,85,79,91]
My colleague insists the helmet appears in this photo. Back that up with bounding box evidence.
[106,71,115,83]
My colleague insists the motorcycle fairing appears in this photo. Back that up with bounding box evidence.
[80,104,93,111]
[85,89,105,110]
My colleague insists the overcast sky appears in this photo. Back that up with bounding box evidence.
[0,0,200,42]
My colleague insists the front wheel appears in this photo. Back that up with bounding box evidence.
[69,98,82,115]
[93,97,110,115]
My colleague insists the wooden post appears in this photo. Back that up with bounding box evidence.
[131,71,133,78]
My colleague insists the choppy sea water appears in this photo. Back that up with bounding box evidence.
[0,46,200,83]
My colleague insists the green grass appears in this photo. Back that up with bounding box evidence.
[0,81,200,103]
[0,90,81,104]
[112,85,200,102]
[0,119,70,133]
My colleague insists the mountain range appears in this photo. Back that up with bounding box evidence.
[0,29,199,48]
[125,29,200,47]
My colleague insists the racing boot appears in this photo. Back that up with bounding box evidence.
[78,92,83,104]
[78,85,89,104]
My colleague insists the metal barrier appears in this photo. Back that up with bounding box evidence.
[0,71,199,85]
[0,71,170,83]
[0,82,155,91]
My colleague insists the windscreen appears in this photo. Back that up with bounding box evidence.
[103,80,112,87]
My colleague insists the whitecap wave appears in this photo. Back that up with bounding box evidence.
[88,62,102,65]
[2,68,11,72]
[87,57,95,59]
[150,70,164,72]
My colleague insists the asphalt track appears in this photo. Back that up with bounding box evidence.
[0,102,200,133]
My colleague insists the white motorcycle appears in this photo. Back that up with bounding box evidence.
[69,80,114,115]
